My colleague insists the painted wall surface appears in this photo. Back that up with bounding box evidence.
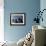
[40,0,46,27]
[4,0,40,42]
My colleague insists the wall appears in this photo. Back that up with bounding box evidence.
[4,0,40,42]
[40,0,46,27]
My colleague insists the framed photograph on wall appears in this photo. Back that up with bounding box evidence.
[10,13,26,26]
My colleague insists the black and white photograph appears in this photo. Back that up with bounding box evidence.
[10,13,25,26]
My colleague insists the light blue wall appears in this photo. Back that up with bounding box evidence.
[4,0,40,42]
[40,0,46,27]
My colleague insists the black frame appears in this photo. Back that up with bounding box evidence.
[10,13,26,26]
